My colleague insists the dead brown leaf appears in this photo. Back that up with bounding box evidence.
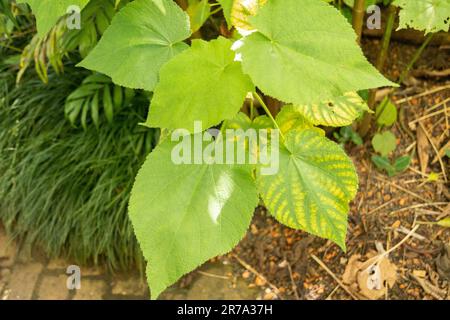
[436,243,450,281]
[342,251,397,300]
[417,123,430,174]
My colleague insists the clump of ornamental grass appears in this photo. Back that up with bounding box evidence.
[0,66,156,270]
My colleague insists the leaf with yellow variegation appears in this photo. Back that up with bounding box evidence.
[293,92,370,127]
[231,0,267,31]
[276,105,321,135]
[256,129,358,249]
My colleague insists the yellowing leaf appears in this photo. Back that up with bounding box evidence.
[437,217,450,228]
[294,92,370,127]
[231,0,267,31]
[257,129,358,249]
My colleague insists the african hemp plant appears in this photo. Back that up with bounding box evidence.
[20,0,399,298]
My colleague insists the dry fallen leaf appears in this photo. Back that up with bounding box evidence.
[343,251,397,300]
[416,123,430,174]
[436,244,450,281]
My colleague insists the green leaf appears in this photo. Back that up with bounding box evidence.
[187,0,211,33]
[257,129,358,250]
[17,0,90,37]
[236,0,395,106]
[375,96,397,127]
[217,0,234,27]
[437,217,450,228]
[103,84,114,124]
[78,0,191,91]
[146,37,254,132]
[445,149,450,158]
[393,0,450,33]
[371,155,397,176]
[129,134,259,299]
[394,155,411,173]
[372,131,397,156]
[293,92,371,127]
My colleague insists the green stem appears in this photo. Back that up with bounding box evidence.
[399,33,434,84]
[253,92,285,140]
[375,5,396,72]
[352,0,366,44]
[358,5,396,138]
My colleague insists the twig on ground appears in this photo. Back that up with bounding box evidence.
[395,85,450,104]
[286,262,300,300]
[367,197,399,215]
[374,176,443,210]
[326,285,340,300]
[310,254,359,300]
[417,122,448,182]
[390,202,448,214]
[396,226,428,242]
[197,271,230,280]
[363,225,420,271]
[231,254,284,300]
[410,273,446,300]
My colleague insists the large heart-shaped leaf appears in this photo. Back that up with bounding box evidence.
[293,92,370,127]
[78,0,191,91]
[129,134,258,299]
[17,0,90,37]
[257,129,358,249]
[394,0,450,33]
[146,37,254,132]
[236,0,395,105]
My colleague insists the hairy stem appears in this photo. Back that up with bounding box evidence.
[399,33,434,84]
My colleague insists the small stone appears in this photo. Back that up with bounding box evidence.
[255,276,267,287]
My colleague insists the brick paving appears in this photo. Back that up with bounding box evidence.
[0,225,150,300]
[0,225,261,300]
